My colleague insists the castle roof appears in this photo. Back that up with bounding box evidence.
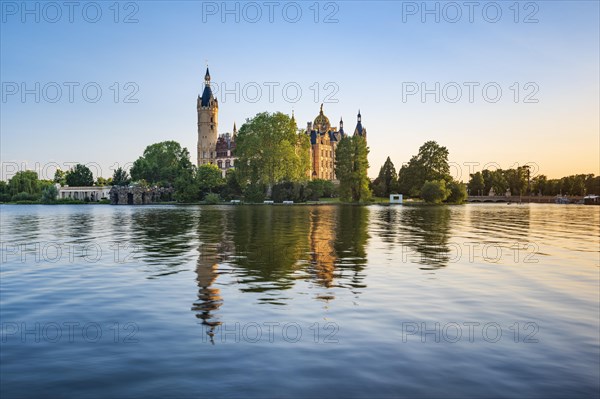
[200,67,215,107]
[200,85,213,107]
[313,104,331,132]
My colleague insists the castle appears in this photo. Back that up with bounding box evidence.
[197,68,236,177]
[197,68,367,180]
[303,104,367,180]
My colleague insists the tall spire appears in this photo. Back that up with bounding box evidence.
[357,109,361,123]
[204,67,211,85]
[233,122,237,136]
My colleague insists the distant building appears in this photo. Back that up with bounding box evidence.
[215,125,237,178]
[304,105,367,181]
[58,185,111,201]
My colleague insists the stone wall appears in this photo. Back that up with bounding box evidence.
[109,186,174,205]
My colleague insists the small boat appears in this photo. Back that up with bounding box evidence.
[583,195,600,205]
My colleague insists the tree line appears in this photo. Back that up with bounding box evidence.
[371,141,467,204]
[0,163,119,203]
[111,112,371,203]
[467,169,600,196]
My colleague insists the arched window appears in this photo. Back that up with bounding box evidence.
[217,160,223,169]
[225,160,231,168]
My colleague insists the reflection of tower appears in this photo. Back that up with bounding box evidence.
[192,252,223,328]
[197,67,219,166]
[309,208,338,292]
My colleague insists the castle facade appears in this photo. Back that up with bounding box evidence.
[197,68,367,181]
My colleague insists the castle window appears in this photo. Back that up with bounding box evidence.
[217,160,223,169]
[225,160,231,168]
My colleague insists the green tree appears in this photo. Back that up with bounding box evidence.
[421,180,451,204]
[490,170,508,195]
[96,177,112,186]
[467,172,485,196]
[373,156,398,197]
[41,184,58,203]
[130,141,193,186]
[8,170,41,198]
[243,184,266,203]
[220,169,243,200]
[197,163,225,197]
[0,181,10,202]
[398,141,451,196]
[335,135,371,202]
[173,167,199,203]
[585,175,599,195]
[531,174,548,195]
[53,169,66,186]
[235,112,310,195]
[66,164,94,186]
[112,167,131,186]
[445,180,468,204]
[505,167,528,196]
[306,179,325,200]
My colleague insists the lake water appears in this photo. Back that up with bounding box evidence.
[1,204,598,398]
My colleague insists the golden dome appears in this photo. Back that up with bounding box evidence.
[313,104,331,132]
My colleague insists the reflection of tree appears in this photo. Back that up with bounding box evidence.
[130,208,196,276]
[373,207,401,247]
[192,209,230,333]
[333,206,369,290]
[230,207,310,294]
[398,206,452,270]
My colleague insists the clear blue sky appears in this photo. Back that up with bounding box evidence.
[1,0,599,180]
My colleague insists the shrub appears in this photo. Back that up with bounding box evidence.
[11,192,39,202]
[204,193,221,204]
[272,181,306,203]
[421,180,451,204]
[41,185,58,203]
[244,184,265,203]
[445,180,467,204]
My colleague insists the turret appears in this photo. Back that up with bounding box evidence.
[197,66,219,166]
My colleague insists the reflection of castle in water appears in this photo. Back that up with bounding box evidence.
[191,210,231,330]
[308,208,337,289]
[189,206,370,329]
[308,206,370,300]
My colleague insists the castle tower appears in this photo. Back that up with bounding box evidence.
[197,67,219,165]
[353,109,366,140]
